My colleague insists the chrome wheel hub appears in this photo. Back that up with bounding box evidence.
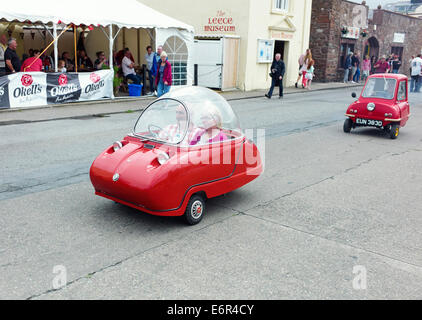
[191,200,203,219]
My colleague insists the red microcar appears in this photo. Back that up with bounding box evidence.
[90,87,263,225]
[344,74,410,139]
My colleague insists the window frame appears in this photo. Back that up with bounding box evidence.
[397,80,407,102]
[163,36,189,86]
[273,0,289,13]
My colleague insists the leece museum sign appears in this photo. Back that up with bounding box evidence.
[204,10,236,32]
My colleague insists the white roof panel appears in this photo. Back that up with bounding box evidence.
[0,0,194,32]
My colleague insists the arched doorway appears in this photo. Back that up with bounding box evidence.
[364,36,379,64]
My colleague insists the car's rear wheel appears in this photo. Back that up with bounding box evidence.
[343,118,353,133]
[184,194,205,225]
[389,124,400,139]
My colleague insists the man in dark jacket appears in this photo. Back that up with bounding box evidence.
[343,52,353,83]
[265,53,285,99]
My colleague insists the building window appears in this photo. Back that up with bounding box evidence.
[274,0,289,11]
[163,36,188,86]
[339,41,355,68]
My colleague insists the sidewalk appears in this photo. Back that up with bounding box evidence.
[0,82,363,124]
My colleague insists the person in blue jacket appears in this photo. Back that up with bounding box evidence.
[343,52,353,83]
[150,45,163,94]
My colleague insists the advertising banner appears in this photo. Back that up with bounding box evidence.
[7,72,47,108]
[47,73,82,104]
[0,76,10,109]
[78,70,113,101]
[0,69,114,109]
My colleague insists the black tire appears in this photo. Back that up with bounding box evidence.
[343,118,353,133]
[389,124,400,139]
[184,194,205,225]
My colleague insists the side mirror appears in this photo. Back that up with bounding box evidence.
[351,92,357,98]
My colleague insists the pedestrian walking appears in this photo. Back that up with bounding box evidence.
[343,52,353,83]
[361,55,371,82]
[391,55,401,74]
[151,45,163,95]
[351,52,360,83]
[295,49,311,88]
[373,55,390,74]
[410,54,422,93]
[304,60,315,90]
[370,55,376,75]
[145,45,155,94]
[408,55,414,76]
[265,53,285,99]
[386,54,394,72]
[155,51,172,97]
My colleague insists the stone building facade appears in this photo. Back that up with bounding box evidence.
[139,0,313,90]
[310,0,422,82]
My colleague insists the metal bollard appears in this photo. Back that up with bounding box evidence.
[194,64,198,86]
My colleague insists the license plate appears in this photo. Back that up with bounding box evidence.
[356,118,383,128]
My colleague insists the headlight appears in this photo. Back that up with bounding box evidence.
[157,152,170,165]
[367,103,375,111]
[113,141,123,152]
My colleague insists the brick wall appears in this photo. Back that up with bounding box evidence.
[310,0,422,82]
[368,10,422,75]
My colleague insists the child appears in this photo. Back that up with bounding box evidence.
[304,60,315,89]
[58,60,67,73]
[361,55,371,82]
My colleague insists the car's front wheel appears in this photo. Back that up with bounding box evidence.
[343,118,353,133]
[184,194,206,225]
[389,124,400,139]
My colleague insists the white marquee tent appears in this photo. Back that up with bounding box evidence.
[0,0,195,91]
[0,0,194,31]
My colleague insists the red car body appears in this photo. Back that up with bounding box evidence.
[344,74,410,139]
[90,87,263,223]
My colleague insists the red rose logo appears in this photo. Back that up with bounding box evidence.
[58,74,68,86]
[90,73,100,83]
[21,74,33,87]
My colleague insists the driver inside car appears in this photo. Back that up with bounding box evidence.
[384,80,396,99]
[158,104,190,144]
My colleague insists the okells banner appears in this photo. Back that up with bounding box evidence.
[0,69,113,109]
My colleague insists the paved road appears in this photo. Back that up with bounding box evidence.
[1,88,421,299]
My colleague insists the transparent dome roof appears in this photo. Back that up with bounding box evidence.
[133,87,242,146]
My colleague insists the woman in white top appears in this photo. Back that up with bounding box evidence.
[298,49,312,89]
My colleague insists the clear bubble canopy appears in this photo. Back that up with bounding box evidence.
[133,87,242,145]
